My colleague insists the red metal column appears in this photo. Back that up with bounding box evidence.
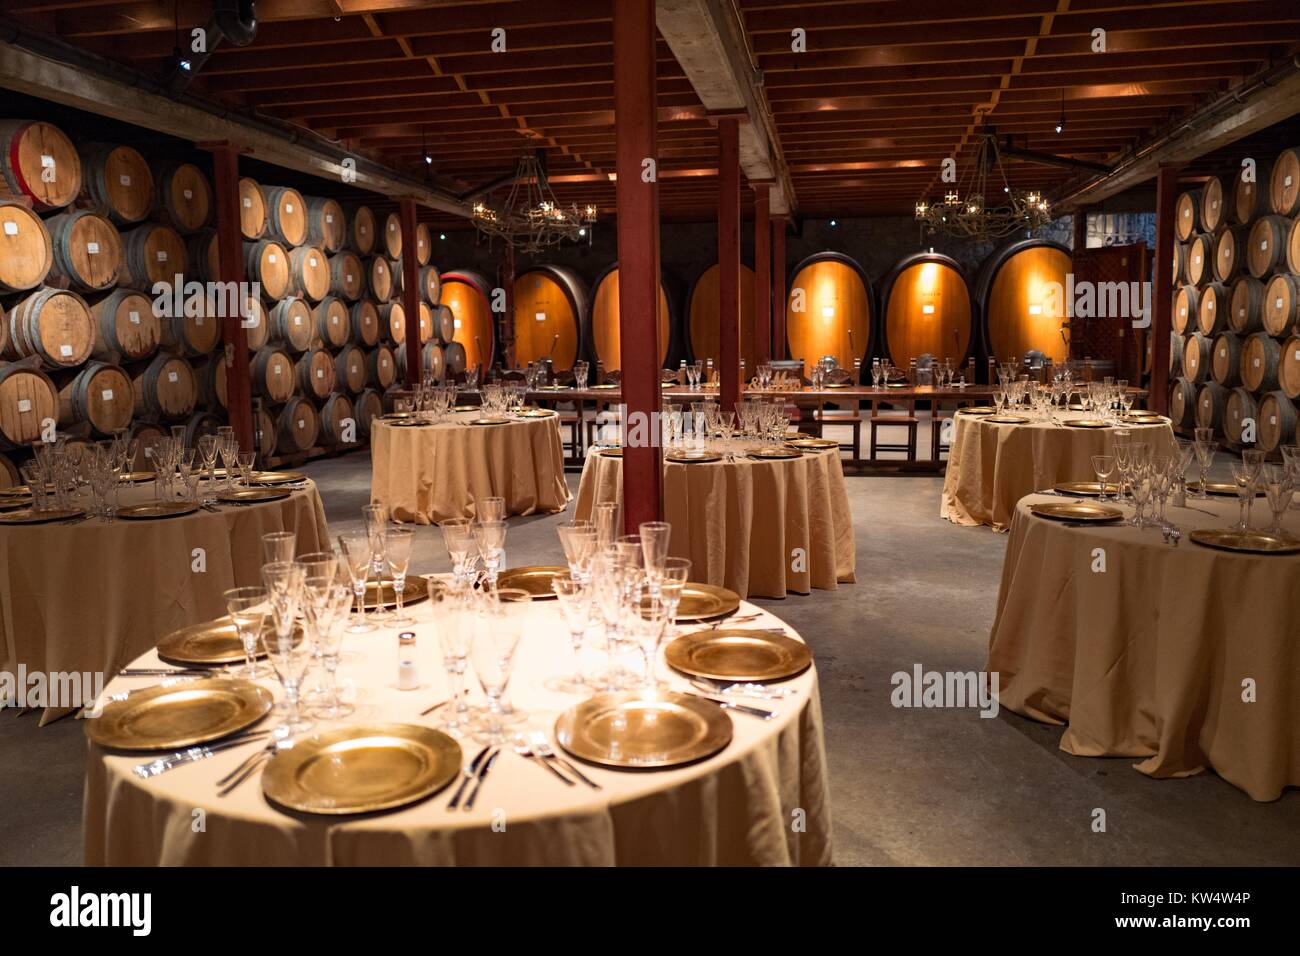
[752,182,771,365]
[772,215,787,361]
[718,117,742,414]
[1150,166,1179,415]
[613,0,662,529]
[207,144,252,455]
[399,198,421,386]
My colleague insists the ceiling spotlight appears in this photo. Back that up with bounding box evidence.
[829,219,837,227]
[439,233,447,241]
[424,154,433,165]
[578,227,587,236]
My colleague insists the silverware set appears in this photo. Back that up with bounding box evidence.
[683,690,778,720]
[689,677,797,701]
[447,745,500,811]
[217,732,294,797]
[1161,527,1182,547]
[119,665,211,677]
[133,728,273,779]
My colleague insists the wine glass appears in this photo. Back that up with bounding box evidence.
[550,577,590,692]
[437,588,474,736]
[1192,427,1216,499]
[476,496,506,522]
[386,526,416,626]
[439,517,477,585]
[1242,449,1264,528]
[473,519,507,590]
[1280,445,1300,509]
[593,501,619,548]
[223,586,269,679]
[1261,465,1294,534]
[556,520,597,584]
[633,584,670,688]
[262,531,296,565]
[338,532,376,633]
[218,435,239,491]
[1229,461,1255,532]
[638,521,671,597]
[238,451,256,487]
[361,504,391,622]
[261,560,313,735]
[470,589,528,744]
[197,434,219,503]
[1090,455,1115,502]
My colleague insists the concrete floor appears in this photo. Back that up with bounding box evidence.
[3,429,1298,867]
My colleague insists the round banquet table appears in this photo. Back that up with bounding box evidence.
[83,594,832,866]
[0,478,330,725]
[988,492,1300,801]
[941,410,1178,531]
[368,410,571,523]
[573,443,856,599]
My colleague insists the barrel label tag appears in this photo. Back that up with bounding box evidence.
[316,369,324,378]
[41,155,55,182]
[3,221,16,235]
[87,242,99,254]
[268,254,277,263]
[1254,358,1261,367]
[183,189,193,200]
[346,274,353,282]
[60,344,72,357]
[1277,298,1284,309]
[119,175,130,186]
[298,420,305,429]
[1270,415,1277,425]
[129,311,140,324]
[157,251,167,262]
[326,214,333,223]
[17,399,30,412]
[243,197,251,208]
[168,371,178,382]
[286,204,294,213]
[1287,176,1294,187]
[1261,240,1268,250]
[310,257,318,267]
[101,389,113,401]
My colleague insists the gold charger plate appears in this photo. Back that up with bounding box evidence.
[598,447,623,458]
[1052,481,1121,497]
[1067,403,1088,411]
[985,415,1030,425]
[496,565,567,598]
[666,629,811,683]
[515,409,557,419]
[555,691,732,770]
[250,471,307,485]
[674,582,742,621]
[262,723,462,815]
[0,496,33,511]
[380,411,416,420]
[824,382,851,389]
[453,404,480,412]
[86,678,273,751]
[785,437,838,449]
[1030,501,1124,523]
[1121,416,1165,426]
[1064,419,1111,428]
[156,617,303,666]
[0,508,83,525]
[1197,482,1265,497]
[747,447,802,460]
[1189,529,1300,555]
[0,484,31,496]
[218,487,291,503]
[591,383,618,390]
[117,501,199,520]
[665,451,723,464]
[387,418,435,428]
[957,407,996,415]
[467,417,510,426]
[118,471,156,483]
[363,576,433,609]
[885,382,909,388]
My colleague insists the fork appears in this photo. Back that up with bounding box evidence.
[512,739,574,785]
[690,677,798,700]
[446,745,491,810]
[529,731,600,789]
[216,731,289,795]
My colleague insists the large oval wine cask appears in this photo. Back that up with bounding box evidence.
[1241,332,1281,392]
[1169,331,1184,377]
[382,212,402,259]
[295,347,335,399]
[238,177,266,239]
[57,360,132,436]
[1228,276,1265,334]
[131,351,196,421]
[1287,217,1300,274]
[380,301,406,346]
[1262,273,1300,337]
[346,205,377,256]
[244,239,291,301]
[1172,284,1200,334]
[441,270,497,372]
[419,265,441,304]
[1232,163,1271,225]
[313,296,350,348]
[304,196,345,253]
[262,186,308,247]
[1175,190,1200,241]
[194,353,227,409]
[1247,216,1291,278]
[355,387,383,437]
[1211,332,1243,387]
[1270,147,1300,216]
[1200,176,1227,233]
[979,241,1071,366]
[785,252,873,376]
[267,298,313,353]
[154,162,211,233]
[884,252,972,368]
[350,299,380,347]
[1212,225,1248,283]
[0,120,81,211]
[1279,335,1300,398]
[275,396,319,454]
[335,344,366,394]
[0,202,52,292]
[319,392,354,446]
[443,340,467,377]
[1186,233,1213,286]
[1195,381,1228,432]
[686,262,755,372]
[120,223,186,291]
[1224,387,1258,444]
[4,287,94,369]
[288,244,330,301]
[1182,331,1212,384]
[251,347,295,402]
[329,251,363,301]
[77,144,152,225]
[431,303,454,344]
[0,363,58,447]
[415,224,432,266]
[1257,391,1298,451]
[89,288,158,362]
[1196,282,1231,336]
[367,256,393,302]
[1169,378,1197,429]
[514,265,587,371]
[583,264,671,373]
[45,210,123,292]
[367,344,396,389]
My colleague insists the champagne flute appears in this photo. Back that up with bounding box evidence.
[386,526,416,626]
[1261,464,1293,534]
[470,589,528,744]
[437,589,474,736]
[473,519,507,590]
[261,561,312,734]
[439,517,477,585]
[1242,449,1264,529]
[1229,461,1255,532]
[1192,427,1216,499]
[338,532,376,633]
[223,586,269,679]
[361,504,391,622]
[197,434,219,503]
[638,520,671,598]
[551,577,590,692]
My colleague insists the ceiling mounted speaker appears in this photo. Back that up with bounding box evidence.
[213,0,258,47]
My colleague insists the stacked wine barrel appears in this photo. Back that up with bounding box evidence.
[1168,145,1300,454]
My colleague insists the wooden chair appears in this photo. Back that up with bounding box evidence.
[869,399,919,460]
[815,402,862,461]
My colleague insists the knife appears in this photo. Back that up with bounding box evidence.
[132,730,272,778]
[464,748,501,811]
[684,691,777,721]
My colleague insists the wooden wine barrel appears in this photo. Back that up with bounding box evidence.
[329,251,364,301]
[295,347,335,399]
[186,230,220,282]
[57,360,132,436]
[368,256,393,302]
[382,212,402,259]
[0,202,52,293]
[687,262,755,372]
[1169,331,1184,377]
[0,362,58,447]
[424,341,445,382]
[346,205,377,256]
[242,297,269,351]
[313,296,349,348]
[1182,332,1212,384]
[0,452,18,487]
[4,287,94,369]
[418,301,435,344]
[367,344,396,389]
[1195,381,1228,432]
[1229,276,1265,334]
[1280,335,1300,398]
[1168,378,1197,429]
[431,303,454,344]
[350,299,380,347]
[1171,242,1188,287]
[305,196,345,253]
[0,120,81,211]
[1186,232,1213,286]
[1247,216,1290,278]
[1224,387,1258,444]
[380,301,406,345]
[334,344,367,394]
[154,162,211,233]
[252,405,276,459]
[158,305,221,358]
[275,396,319,454]
[514,265,587,371]
[181,410,222,447]
[120,223,186,291]
[1212,225,1248,283]
[89,288,158,362]
[245,239,291,301]
[238,177,266,239]
[1257,391,1298,451]
[1196,282,1231,337]
[1263,273,1300,337]
[1241,332,1282,392]
[131,352,196,421]
[441,269,498,372]
[391,258,404,296]
[267,298,313,353]
[1288,216,1300,274]
[194,353,227,409]
[444,340,467,377]
[45,210,123,292]
[77,144,152,225]
[355,387,383,437]
[251,347,295,402]
[288,244,329,302]
[1172,285,1200,334]
[1200,176,1227,233]
[415,224,432,266]
[1232,163,1271,225]
[319,392,354,446]
[129,420,166,469]
[1270,147,1300,216]
[785,252,874,376]
[262,186,308,247]
[1175,190,1200,242]
[1211,332,1243,387]
[979,241,1074,366]
[419,265,441,304]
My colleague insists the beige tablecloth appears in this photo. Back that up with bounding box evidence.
[574,445,856,599]
[370,412,570,523]
[83,597,832,866]
[989,493,1300,801]
[0,480,330,724]
[942,412,1177,531]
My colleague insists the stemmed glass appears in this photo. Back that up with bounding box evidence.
[262,531,296,565]
[1149,455,1171,528]
[238,452,256,487]
[1229,461,1256,532]
[197,435,219,503]
[439,518,478,585]
[296,550,340,698]
[556,520,597,584]
[1280,445,1300,509]
[473,519,507,590]
[573,360,589,390]
[659,556,691,640]
[1090,455,1115,502]
[633,584,670,688]
[386,526,416,626]
[638,520,671,598]
[223,586,269,679]
[218,434,239,491]
[551,577,590,692]
[1172,438,1196,507]
[1261,465,1294,534]
[362,504,391,623]
[437,586,474,736]
[593,501,619,549]
[1239,450,1264,530]
[1112,439,1132,504]
[1192,427,1216,499]
[261,560,313,734]
[470,589,528,744]
[338,532,376,633]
